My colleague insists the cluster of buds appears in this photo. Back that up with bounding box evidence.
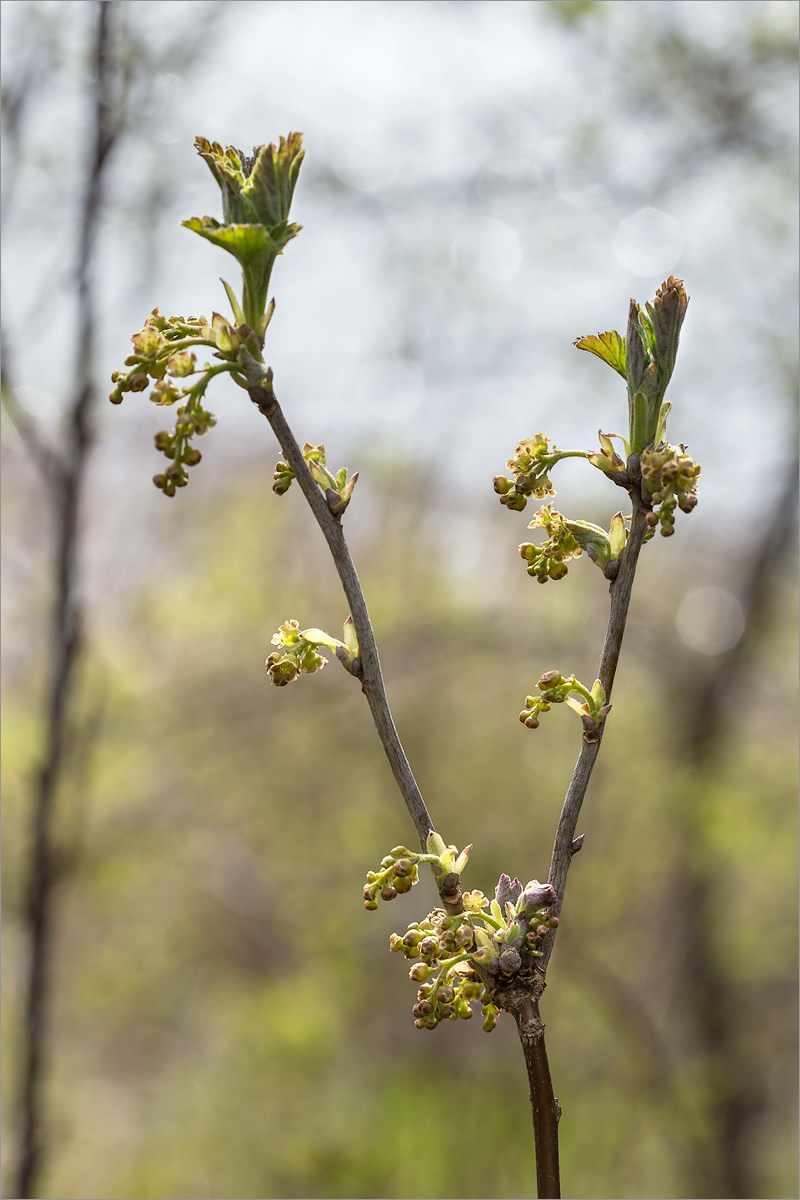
[266,616,361,685]
[109,308,275,494]
[363,832,471,909]
[519,505,627,583]
[493,434,559,512]
[364,847,422,908]
[391,912,490,1029]
[520,671,610,739]
[641,442,701,537]
[390,874,558,1032]
[273,443,359,516]
[109,309,208,405]
[152,404,216,494]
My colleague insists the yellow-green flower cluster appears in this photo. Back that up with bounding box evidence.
[384,865,559,1033]
[493,433,558,512]
[641,442,701,537]
[266,617,361,685]
[520,670,610,737]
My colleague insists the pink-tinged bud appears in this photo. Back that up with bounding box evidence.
[518,881,557,914]
[499,949,521,975]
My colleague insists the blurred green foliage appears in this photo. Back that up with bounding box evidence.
[1,3,797,1196]
[2,457,797,1199]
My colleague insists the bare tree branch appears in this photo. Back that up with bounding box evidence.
[249,381,437,852]
[14,6,118,1195]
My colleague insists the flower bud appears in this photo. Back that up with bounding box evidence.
[518,881,557,914]
[537,670,565,689]
[499,949,522,975]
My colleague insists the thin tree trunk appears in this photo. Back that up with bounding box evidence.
[14,6,116,1195]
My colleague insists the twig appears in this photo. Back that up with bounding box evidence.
[249,380,436,851]
[541,488,649,972]
[506,482,650,1198]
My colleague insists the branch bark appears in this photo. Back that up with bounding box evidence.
[510,482,650,1196]
[249,381,436,851]
[515,997,561,1198]
[541,489,650,973]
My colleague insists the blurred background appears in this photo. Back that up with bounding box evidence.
[1,2,797,1198]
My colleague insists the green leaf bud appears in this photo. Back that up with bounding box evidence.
[211,311,241,354]
[426,831,446,858]
[453,844,472,874]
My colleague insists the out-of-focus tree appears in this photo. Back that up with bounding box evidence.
[1,3,219,1195]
